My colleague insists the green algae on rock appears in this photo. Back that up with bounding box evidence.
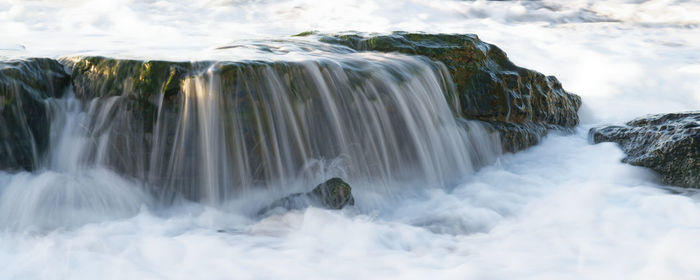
[66,56,196,101]
[590,112,700,188]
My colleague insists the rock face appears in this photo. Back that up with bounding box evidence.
[316,32,582,152]
[0,58,70,170]
[259,178,355,215]
[590,112,699,188]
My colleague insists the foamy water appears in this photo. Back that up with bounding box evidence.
[1,0,700,279]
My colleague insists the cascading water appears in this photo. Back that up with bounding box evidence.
[145,56,500,203]
[4,1,699,278]
[0,52,501,231]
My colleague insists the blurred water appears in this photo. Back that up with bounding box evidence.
[1,0,699,279]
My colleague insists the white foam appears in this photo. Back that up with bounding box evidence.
[1,0,700,279]
[2,131,700,279]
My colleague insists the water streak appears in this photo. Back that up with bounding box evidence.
[39,54,500,206]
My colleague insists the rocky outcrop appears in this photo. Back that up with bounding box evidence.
[0,33,583,204]
[258,178,355,215]
[590,112,699,188]
[0,58,70,170]
[314,32,582,152]
[64,32,583,155]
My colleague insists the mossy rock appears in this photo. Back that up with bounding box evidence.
[318,32,582,151]
[67,56,197,102]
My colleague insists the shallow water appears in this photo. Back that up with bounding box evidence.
[1,0,700,279]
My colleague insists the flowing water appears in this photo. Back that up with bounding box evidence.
[1,0,700,279]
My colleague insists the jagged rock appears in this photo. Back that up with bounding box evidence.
[0,58,70,170]
[258,178,355,215]
[314,31,582,151]
[589,112,699,188]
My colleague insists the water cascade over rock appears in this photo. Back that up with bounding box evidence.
[49,53,500,203]
[316,32,582,152]
[0,33,581,206]
[0,59,70,170]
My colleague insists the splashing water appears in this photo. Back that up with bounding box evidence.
[29,53,499,208]
[1,0,700,279]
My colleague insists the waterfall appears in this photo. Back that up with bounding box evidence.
[40,54,501,205]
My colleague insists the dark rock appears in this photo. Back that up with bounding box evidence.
[316,32,582,152]
[0,58,70,170]
[310,177,355,209]
[259,177,355,215]
[589,112,699,188]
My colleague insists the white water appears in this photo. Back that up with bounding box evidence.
[2,0,700,279]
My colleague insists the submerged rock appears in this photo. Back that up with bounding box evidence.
[315,32,582,152]
[0,58,70,170]
[259,178,355,215]
[589,112,699,188]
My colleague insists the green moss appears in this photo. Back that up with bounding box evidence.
[293,31,319,37]
[69,56,193,101]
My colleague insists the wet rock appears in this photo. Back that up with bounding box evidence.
[66,56,194,102]
[67,31,584,154]
[23,32,581,199]
[480,121,553,153]
[589,112,699,188]
[309,177,355,209]
[316,32,582,152]
[259,178,355,215]
[0,58,70,170]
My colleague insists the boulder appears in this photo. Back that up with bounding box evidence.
[0,58,70,170]
[259,177,355,215]
[589,112,699,188]
[309,177,355,209]
[314,31,582,152]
